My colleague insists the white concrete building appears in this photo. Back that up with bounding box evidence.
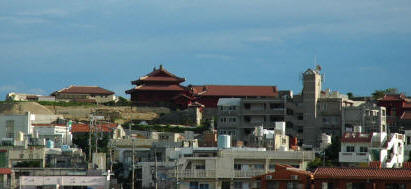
[0,112,34,141]
[169,148,314,189]
[339,126,405,168]
[32,124,72,147]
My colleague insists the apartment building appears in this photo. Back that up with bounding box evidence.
[216,67,354,148]
[216,95,290,144]
[339,126,405,168]
[404,130,411,161]
[343,102,387,134]
[169,148,314,189]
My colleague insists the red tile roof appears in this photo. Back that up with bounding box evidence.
[71,123,117,133]
[341,132,372,143]
[403,103,411,109]
[131,65,185,85]
[53,86,114,95]
[191,85,278,97]
[378,94,407,101]
[126,84,185,93]
[400,111,411,120]
[0,168,12,175]
[314,167,411,180]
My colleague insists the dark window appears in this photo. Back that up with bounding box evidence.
[195,165,205,169]
[270,103,284,109]
[244,116,251,122]
[297,113,303,120]
[360,147,368,152]
[190,182,199,189]
[346,146,355,152]
[234,164,241,170]
[244,103,251,109]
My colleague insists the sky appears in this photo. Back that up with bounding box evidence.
[0,0,410,99]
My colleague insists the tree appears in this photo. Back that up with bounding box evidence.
[347,92,354,99]
[307,136,341,171]
[372,88,399,100]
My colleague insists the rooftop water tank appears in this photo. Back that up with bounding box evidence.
[46,140,54,148]
[218,135,231,149]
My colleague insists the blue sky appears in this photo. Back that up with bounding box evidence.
[0,0,410,99]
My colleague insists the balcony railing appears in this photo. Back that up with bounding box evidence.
[234,170,266,178]
[169,170,216,178]
[242,109,285,115]
[339,152,370,163]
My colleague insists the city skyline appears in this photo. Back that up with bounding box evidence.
[1,0,410,98]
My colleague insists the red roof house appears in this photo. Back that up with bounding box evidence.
[51,85,116,103]
[314,167,411,188]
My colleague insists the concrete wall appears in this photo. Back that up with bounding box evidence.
[0,113,32,140]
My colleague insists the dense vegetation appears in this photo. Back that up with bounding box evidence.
[307,136,341,171]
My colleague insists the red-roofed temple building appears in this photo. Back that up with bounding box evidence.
[126,65,190,109]
[126,65,279,109]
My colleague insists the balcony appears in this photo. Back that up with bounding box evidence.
[242,109,285,115]
[234,170,266,178]
[169,170,216,178]
[339,152,370,163]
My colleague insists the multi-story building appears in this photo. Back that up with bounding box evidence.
[339,125,404,168]
[217,67,353,148]
[343,102,387,134]
[377,94,411,132]
[289,68,353,146]
[404,130,411,161]
[216,95,291,144]
[169,148,314,189]
[0,112,34,141]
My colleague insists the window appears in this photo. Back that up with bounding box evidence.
[287,109,294,115]
[244,103,251,109]
[220,106,224,111]
[234,164,241,170]
[190,182,199,189]
[407,136,411,145]
[195,165,205,170]
[382,110,386,116]
[270,103,284,109]
[297,113,303,120]
[269,164,276,170]
[255,164,264,169]
[346,146,355,152]
[199,184,209,189]
[360,147,368,152]
[297,127,303,133]
[6,120,15,139]
[234,182,243,189]
[244,116,251,123]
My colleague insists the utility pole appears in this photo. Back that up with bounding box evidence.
[132,138,135,189]
[89,117,93,165]
[154,149,158,189]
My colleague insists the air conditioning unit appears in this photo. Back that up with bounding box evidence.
[290,175,299,180]
[265,175,272,180]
